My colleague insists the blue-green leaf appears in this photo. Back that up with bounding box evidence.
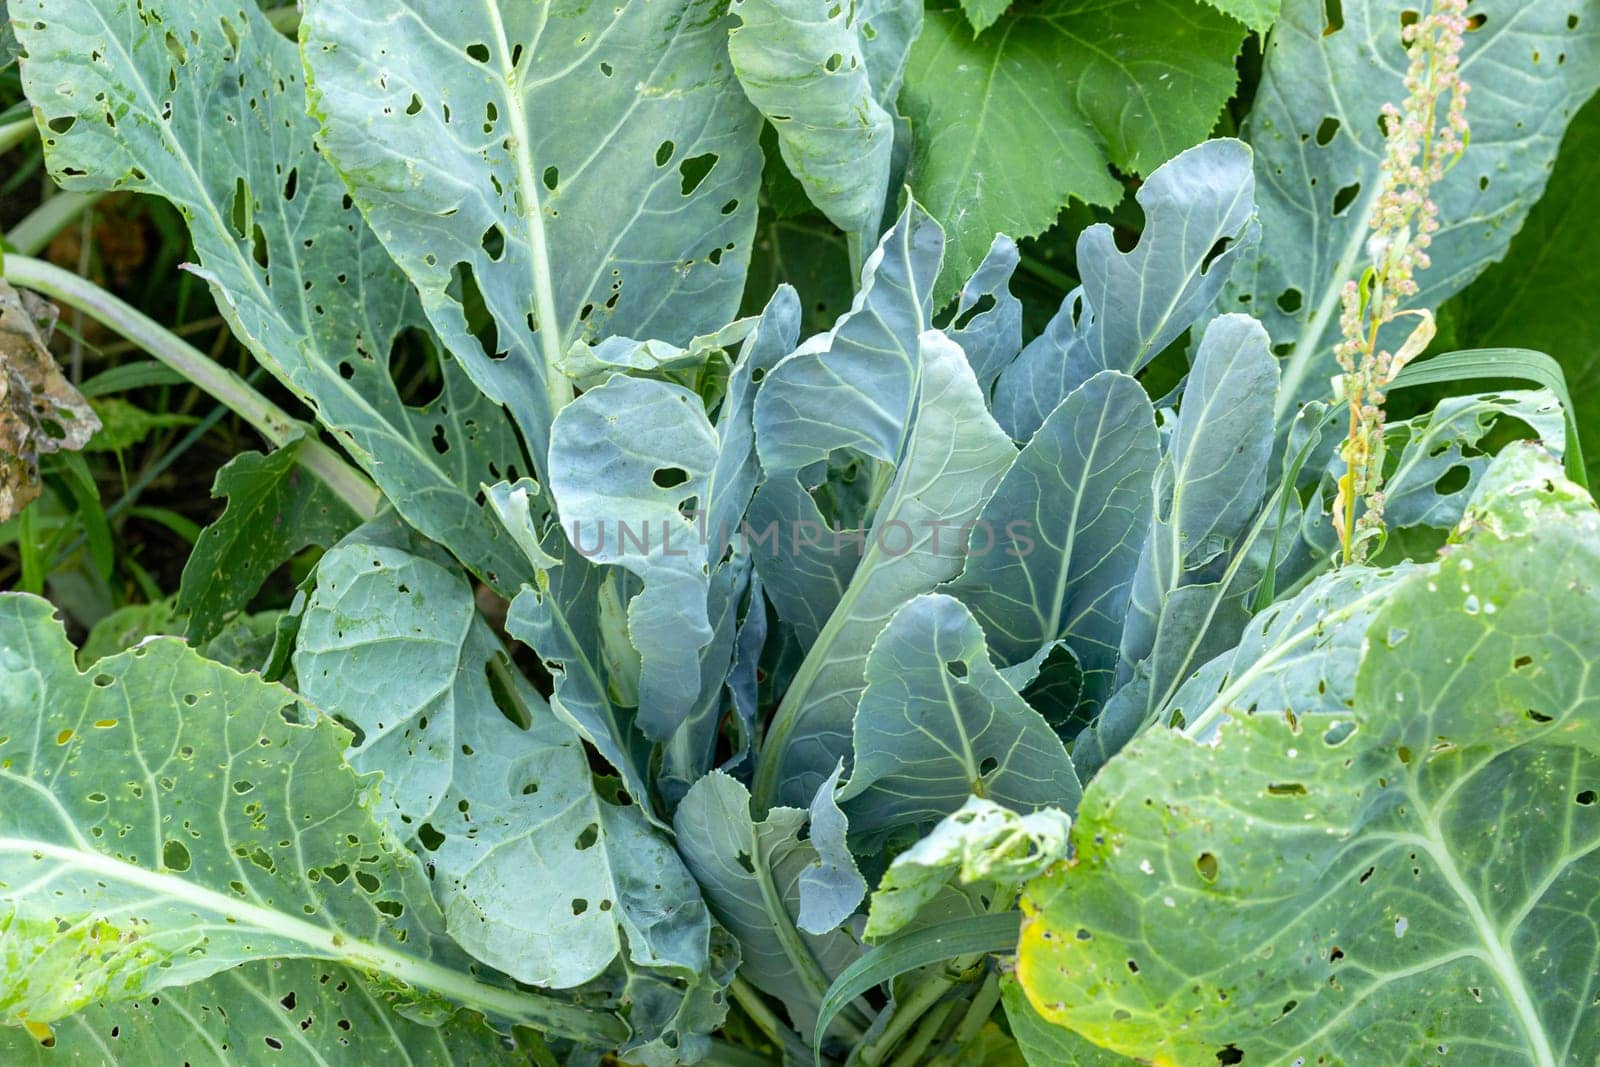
[947,370,1157,705]
[839,594,1080,841]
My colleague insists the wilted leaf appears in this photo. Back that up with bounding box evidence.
[0,281,100,522]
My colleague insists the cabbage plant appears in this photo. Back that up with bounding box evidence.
[1,0,1598,1064]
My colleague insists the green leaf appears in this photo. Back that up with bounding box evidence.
[77,359,190,398]
[294,539,718,995]
[1236,0,1600,418]
[1439,93,1600,485]
[1196,0,1280,32]
[839,594,1081,842]
[901,3,1246,302]
[866,798,1071,940]
[0,591,623,1045]
[14,0,531,591]
[959,0,1011,35]
[947,370,1157,704]
[1018,447,1600,1066]
[673,772,864,1040]
[177,435,362,644]
[83,397,198,452]
[729,0,896,244]
[0,958,524,1065]
[300,0,763,470]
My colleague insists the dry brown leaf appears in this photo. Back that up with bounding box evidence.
[0,279,101,521]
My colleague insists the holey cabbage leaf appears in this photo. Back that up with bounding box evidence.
[1018,447,1600,1067]
[13,0,532,591]
[301,0,763,472]
[1235,0,1600,419]
[292,532,718,999]
[0,593,627,1054]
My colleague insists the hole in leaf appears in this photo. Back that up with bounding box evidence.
[678,153,718,196]
[406,93,423,116]
[480,224,506,261]
[655,140,675,167]
[1434,465,1470,495]
[162,839,191,872]
[1276,288,1304,313]
[418,823,445,851]
[1196,852,1219,882]
[1323,0,1344,33]
[229,176,251,240]
[653,466,690,489]
[466,42,490,62]
[542,165,558,192]
[1315,116,1341,146]
[979,756,998,777]
[575,823,600,850]
[824,52,843,73]
[1201,236,1233,272]
[1332,182,1361,216]
[1466,12,1485,29]
[1526,709,1553,723]
[1216,1046,1244,1066]
[945,659,969,680]
[448,261,501,360]
[571,897,589,915]
[1578,790,1597,806]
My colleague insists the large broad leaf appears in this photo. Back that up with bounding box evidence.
[293,540,716,994]
[754,328,1017,810]
[991,140,1257,443]
[0,592,623,1046]
[301,0,763,472]
[1234,0,1600,418]
[13,0,530,590]
[946,371,1157,705]
[839,595,1081,842]
[673,772,863,1040]
[0,958,521,1064]
[177,434,363,644]
[901,3,1248,302]
[1441,93,1600,484]
[1018,447,1600,1067]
